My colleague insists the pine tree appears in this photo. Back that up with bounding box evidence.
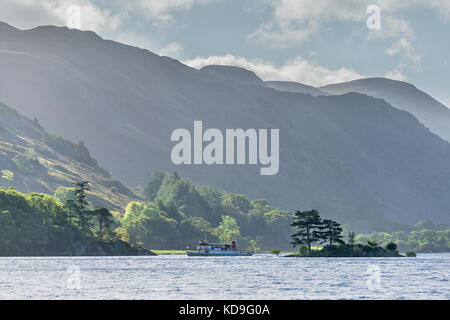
[319,219,345,246]
[290,209,322,253]
[73,181,91,240]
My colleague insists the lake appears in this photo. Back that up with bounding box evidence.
[0,253,448,299]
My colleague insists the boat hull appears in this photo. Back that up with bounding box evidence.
[186,251,253,256]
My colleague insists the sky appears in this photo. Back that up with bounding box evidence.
[0,0,449,106]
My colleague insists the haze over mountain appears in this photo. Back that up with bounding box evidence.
[320,78,450,142]
[265,81,328,97]
[1,22,450,231]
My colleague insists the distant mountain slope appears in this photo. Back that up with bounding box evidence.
[1,22,450,230]
[265,81,328,96]
[0,101,139,210]
[201,65,266,87]
[320,78,450,141]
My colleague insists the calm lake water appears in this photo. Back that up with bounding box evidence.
[0,253,448,299]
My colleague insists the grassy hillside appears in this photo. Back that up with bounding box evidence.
[0,102,140,211]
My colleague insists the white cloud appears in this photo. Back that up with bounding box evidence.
[249,0,447,69]
[159,42,183,57]
[183,54,410,86]
[132,0,216,24]
[250,0,450,46]
[183,54,365,87]
[384,70,408,82]
[0,0,121,32]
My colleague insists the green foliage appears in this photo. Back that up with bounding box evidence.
[214,215,241,243]
[318,219,345,246]
[290,209,323,253]
[356,229,450,253]
[297,244,308,256]
[0,187,77,255]
[134,171,294,250]
[53,187,77,204]
[270,249,281,256]
[179,216,218,248]
[406,251,417,257]
[122,201,182,249]
[0,185,149,255]
[385,242,398,251]
[305,243,402,257]
[12,150,45,174]
[92,207,114,239]
[143,170,165,201]
[347,232,356,246]
[367,240,378,247]
[156,172,213,222]
[1,170,14,182]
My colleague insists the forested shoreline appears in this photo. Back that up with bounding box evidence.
[0,170,449,256]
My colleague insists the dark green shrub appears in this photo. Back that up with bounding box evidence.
[406,251,417,257]
[367,240,378,247]
[385,242,398,251]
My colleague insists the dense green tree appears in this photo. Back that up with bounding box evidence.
[92,207,113,239]
[122,201,183,249]
[385,242,398,251]
[73,181,91,240]
[214,215,241,243]
[290,209,322,253]
[144,170,166,201]
[319,219,345,246]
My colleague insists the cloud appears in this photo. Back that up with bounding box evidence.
[384,70,408,82]
[159,42,183,57]
[183,54,366,87]
[131,0,217,24]
[0,0,121,32]
[248,0,448,69]
[250,0,450,46]
[183,54,409,86]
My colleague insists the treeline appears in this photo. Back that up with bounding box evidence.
[0,183,119,255]
[355,228,450,253]
[123,171,293,250]
[0,172,293,254]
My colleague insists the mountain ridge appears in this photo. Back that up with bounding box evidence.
[1,22,450,231]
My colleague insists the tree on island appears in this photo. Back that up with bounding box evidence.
[319,219,345,246]
[290,209,323,253]
[347,232,356,247]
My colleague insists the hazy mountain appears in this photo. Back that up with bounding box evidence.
[320,78,450,141]
[1,22,450,230]
[265,81,328,97]
[201,65,266,87]
[0,101,139,210]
